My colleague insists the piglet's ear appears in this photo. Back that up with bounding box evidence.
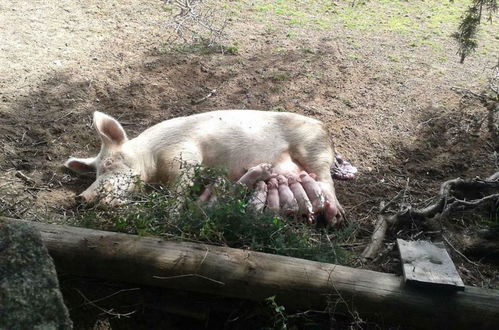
[64,157,96,175]
[93,111,128,148]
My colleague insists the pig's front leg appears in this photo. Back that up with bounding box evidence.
[287,175,314,223]
[317,181,342,226]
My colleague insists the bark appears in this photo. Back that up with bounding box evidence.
[2,217,499,329]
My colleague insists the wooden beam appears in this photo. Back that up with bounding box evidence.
[3,217,499,329]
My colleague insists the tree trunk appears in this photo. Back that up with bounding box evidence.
[3,217,499,329]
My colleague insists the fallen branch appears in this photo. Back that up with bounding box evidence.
[388,173,499,227]
[3,217,499,329]
[361,202,388,260]
[15,171,35,185]
[362,172,499,259]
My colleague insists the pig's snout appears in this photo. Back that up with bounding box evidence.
[76,189,98,205]
[75,194,85,204]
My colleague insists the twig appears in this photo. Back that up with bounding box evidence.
[364,173,499,260]
[15,171,35,185]
[488,171,499,181]
[416,115,444,129]
[380,190,404,213]
[75,289,136,318]
[77,288,140,308]
[442,235,480,267]
[0,196,30,214]
[451,86,486,101]
[153,273,225,286]
[164,0,228,47]
[54,110,74,122]
[192,89,217,105]
[362,201,389,260]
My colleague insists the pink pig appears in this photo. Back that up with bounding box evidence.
[65,110,345,217]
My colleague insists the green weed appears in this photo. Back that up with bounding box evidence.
[271,72,291,82]
[72,165,354,265]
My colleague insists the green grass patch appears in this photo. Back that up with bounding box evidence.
[72,165,355,265]
[271,71,291,82]
[227,0,496,57]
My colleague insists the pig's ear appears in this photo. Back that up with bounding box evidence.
[93,111,128,148]
[64,157,96,175]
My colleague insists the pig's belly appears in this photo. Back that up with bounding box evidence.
[200,135,305,180]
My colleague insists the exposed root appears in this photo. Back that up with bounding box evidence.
[362,172,499,261]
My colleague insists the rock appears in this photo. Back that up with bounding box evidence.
[0,220,72,329]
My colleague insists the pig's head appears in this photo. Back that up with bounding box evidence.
[64,112,139,205]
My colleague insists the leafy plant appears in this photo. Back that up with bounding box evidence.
[453,0,497,62]
[72,164,354,265]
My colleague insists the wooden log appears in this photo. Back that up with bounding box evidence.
[3,217,499,329]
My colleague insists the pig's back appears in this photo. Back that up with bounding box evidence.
[193,110,326,177]
[136,110,327,178]
[139,110,321,141]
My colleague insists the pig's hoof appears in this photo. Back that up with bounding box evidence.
[317,201,346,227]
[332,155,358,181]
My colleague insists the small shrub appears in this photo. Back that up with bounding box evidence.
[73,164,354,265]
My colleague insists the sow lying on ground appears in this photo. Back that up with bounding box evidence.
[65,110,356,225]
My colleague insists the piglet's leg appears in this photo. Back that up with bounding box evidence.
[277,175,299,214]
[288,175,314,223]
[266,178,280,212]
[332,154,358,181]
[198,187,212,202]
[248,181,268,212]
[237,163,275,187]
[299,171,325,213]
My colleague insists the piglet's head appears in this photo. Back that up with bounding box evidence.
[64,111,138,205]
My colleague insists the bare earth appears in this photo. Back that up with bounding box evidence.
[1,0,498,325]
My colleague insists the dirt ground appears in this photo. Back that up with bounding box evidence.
[1,0,498,327]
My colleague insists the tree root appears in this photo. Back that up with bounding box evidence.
[362,172,499,261]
